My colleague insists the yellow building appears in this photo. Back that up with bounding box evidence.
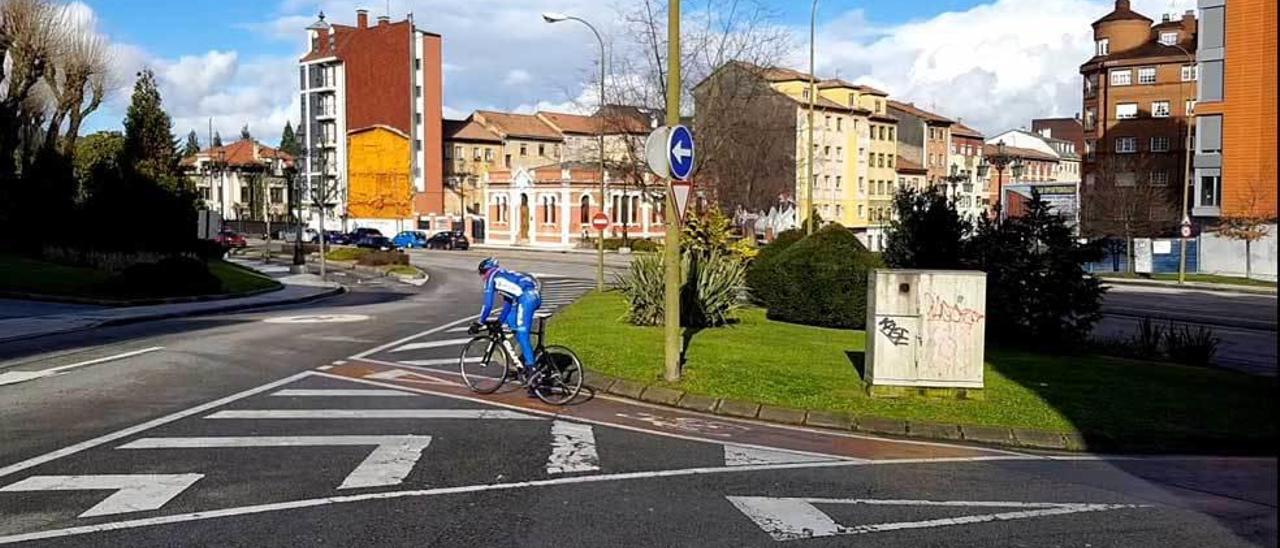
[761,70,897,250]
[346,125,414,235]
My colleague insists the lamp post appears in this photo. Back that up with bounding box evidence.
[543,11,607,292]
[291,166,305,272]
[976,140,1024,221]
[1170,43,1195,285]
[805,0,819,234]
[941,163,970,202]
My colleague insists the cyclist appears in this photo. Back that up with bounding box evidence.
[469,257,542,391]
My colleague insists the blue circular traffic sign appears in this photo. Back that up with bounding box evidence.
[667,125,695,181]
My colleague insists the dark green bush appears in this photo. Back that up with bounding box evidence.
[356,250,409,267]
[745,229,803,302]
[760,224,881,329]
[584,238,660,252]
[102,256,221,297]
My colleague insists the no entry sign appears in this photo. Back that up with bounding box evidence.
[591,212,610,231]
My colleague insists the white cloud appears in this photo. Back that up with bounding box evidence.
[807,0,1197,135]
[503,69,533,86]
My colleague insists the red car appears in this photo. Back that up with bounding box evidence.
[214,230,248,249]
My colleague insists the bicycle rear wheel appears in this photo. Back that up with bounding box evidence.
[531,345,583,405]
[459,337,508,394]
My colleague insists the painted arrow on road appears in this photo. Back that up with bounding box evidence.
[0,474,203,517]
[727,496,1151,541]
[116,436,433,490]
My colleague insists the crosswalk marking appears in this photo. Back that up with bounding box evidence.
[723,445,843,467]
[203,409,542,420]
[0,474,204,518]
[399,357,478,367]
[546,421,600,475]
[116,436,434,490]
[389,338,473,353]
[271,389,415,397]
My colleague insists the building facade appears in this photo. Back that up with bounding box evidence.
[948,123,987,220]
[181,140,294,222]
[442,118,503,220]
[297,10,444,237]
[1080,0,1197,235]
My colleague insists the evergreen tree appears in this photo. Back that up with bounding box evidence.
[279,121,300,156]
[884,186,971,269]
[240,124,251,141]
[121,69,178,181]
[182,130,200,157]
[212,132,223,148]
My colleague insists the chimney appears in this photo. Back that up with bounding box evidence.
[1115,0,1130,11]
[356,9,368,28]
[377,15,390,26]
[1181,10,1196,34]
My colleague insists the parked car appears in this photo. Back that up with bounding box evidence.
[354,235,396,251]
[347,227,383,242]
[425,231,470,250]
[312,230,349,245]
[281,228,318,243]
[392,230,429,249]
[213,230,247,249]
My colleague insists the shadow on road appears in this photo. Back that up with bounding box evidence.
[0,318,252,365]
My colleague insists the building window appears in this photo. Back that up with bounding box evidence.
[1199,174,1221,207]
[414,85,422,98]
[1115,103,1138,119]
[1151,101,1171,117]
[1115,172,1136,187]
[1180,64,1197,82]
[520,143,528,156]
[1150,172,1170,186]
[543,195,558,224]
[473,147,482,160]
[1185,99,1196,115]
[824,115,831,129]
[1095,38,1109,56]
[836,118,842,131]
[888,155,894,168]
[1137,67,1157,85]
[453,145,462,158]
[504,154,512,168]
[1159,32,1178,46]
[888,127,895,140]
[835,175,842,188]
[1201,5,1225,50]
[579,195,590,224]
[1084,108,1097,130]
[1115,137,1138,153]
[858,204,864,217]
[858,178,865,193]
[801,89,809,100]
[270,188,283,204]
[836,146,843,160]
[1110,69,1132,86]
[824,145,831,158]
[200,187,211,200]
[414,59,421,71]
[538,144,546,157]
[485,148,494,162]
[415,113,422,125]
[1197,114,1223,153]
[415,139,423,152]
[1200,60,1223,101]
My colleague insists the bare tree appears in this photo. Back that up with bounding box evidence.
[1216,167,1275,280]
[43,10,111,157]
[1080,154,1179,272]
[0,0,62,176]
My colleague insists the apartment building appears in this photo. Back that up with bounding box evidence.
[181,139,294,222]
[1080,0,1197,233]
[297,10,444,237]
[442,118,503,219]
[949,123,986,219]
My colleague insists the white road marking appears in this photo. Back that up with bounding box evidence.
[726,496,1151,541]
[271,389,415,397]
[263,314,369,324]
[445,326,472,333]
[546,421,600,474]
[349,316,474,359]
[389,338,473,353]
[316,365,334,371]
[204,409,541,420]
[399,357,479,367]
[0,474,203,518]
[364,368,458,386]
[723,445,845,467]
[0,347,164,387]
[116,436,432,490]
[0,372,313,479]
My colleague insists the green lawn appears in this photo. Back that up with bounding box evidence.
[548,291,1275,451]
[1,254,280,301]
[1100,271,1276,288]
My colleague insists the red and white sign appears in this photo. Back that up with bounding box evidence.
[1180,224,1194,238]
[590,212,611,231]
[672,182,692,222]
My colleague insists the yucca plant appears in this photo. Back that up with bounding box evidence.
[1162,324,1220,366]
[616,249,747,328]
[1130,317,1165,357]
[615,252,670,326]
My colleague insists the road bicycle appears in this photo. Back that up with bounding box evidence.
[458,317,584,405]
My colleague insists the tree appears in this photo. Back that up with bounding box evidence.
[1216,175,1275,280]
[884,186,972,269]
[279,121,300,156]
[43,10,111,158]
[240,124,251,141]
[212,131,222,148]
[1081,151,1179,272]
[73,130,124,198]
[0,0,61,178]
[182,130,200,157]
[122,69,179,184]
[967,191,1105,345]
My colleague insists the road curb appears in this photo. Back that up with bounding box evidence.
[1101,277,1277,295]
[581,371,1087,453]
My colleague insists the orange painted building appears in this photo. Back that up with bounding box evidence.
[1192,0,1277,219]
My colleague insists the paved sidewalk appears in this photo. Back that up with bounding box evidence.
[0,258,343,344]
[1101,275,1277,295]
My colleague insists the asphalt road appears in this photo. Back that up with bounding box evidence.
[0,250,1274,546]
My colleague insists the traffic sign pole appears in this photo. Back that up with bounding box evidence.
[663,0,682,383]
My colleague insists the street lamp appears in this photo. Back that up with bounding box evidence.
[805,0,819,234]
[976,140,1023,221]
[941,163,970,202]
[1169,43,1195,285]
[543,11,607,291]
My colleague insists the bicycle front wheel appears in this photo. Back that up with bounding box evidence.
[532,345,584,405]
[459,337,509,394]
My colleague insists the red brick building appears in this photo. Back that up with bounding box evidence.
[297,10,444,236]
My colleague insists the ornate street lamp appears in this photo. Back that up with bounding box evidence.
[976,140,1024,221]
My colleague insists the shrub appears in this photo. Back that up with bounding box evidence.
[102,256,222,297]
[745,229,803,303]
[762,224,881,329]
[581,238,660,252]
[616,253,667,326]
[325,247,368,262]
[615,250,747,328]
[1131,317,1165,357]
[884,186,971,269]
[356,250,409,267]
[1163,324,1220,366]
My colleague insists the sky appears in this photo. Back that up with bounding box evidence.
[79,0,1197,148]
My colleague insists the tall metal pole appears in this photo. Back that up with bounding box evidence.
[1174,45,1194,285]
[805,0,818,234]
[595,23,607,291]
[662,0,682,382]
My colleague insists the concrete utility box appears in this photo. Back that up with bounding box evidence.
[865,270,987,398]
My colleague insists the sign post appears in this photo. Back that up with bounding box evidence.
[662,0,683,382]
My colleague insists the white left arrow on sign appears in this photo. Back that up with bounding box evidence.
[117,436,432,490]
[0,474,203,517]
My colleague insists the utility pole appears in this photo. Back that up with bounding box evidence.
[805,0,818,234]
[662,0,682,382]
[311,147,329,279]
[1173,44,1194,285]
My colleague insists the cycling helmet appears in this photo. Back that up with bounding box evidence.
[477,257,499,274]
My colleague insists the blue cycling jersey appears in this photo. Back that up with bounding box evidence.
[478,268,539,321]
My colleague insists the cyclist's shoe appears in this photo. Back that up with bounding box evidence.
[466,321,483,335]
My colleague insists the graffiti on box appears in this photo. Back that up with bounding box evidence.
[878,317,911,347]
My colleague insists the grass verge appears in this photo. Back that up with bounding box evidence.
[548,290,1275,452]
[1099,271,1276,288]
[0,254,280,301]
